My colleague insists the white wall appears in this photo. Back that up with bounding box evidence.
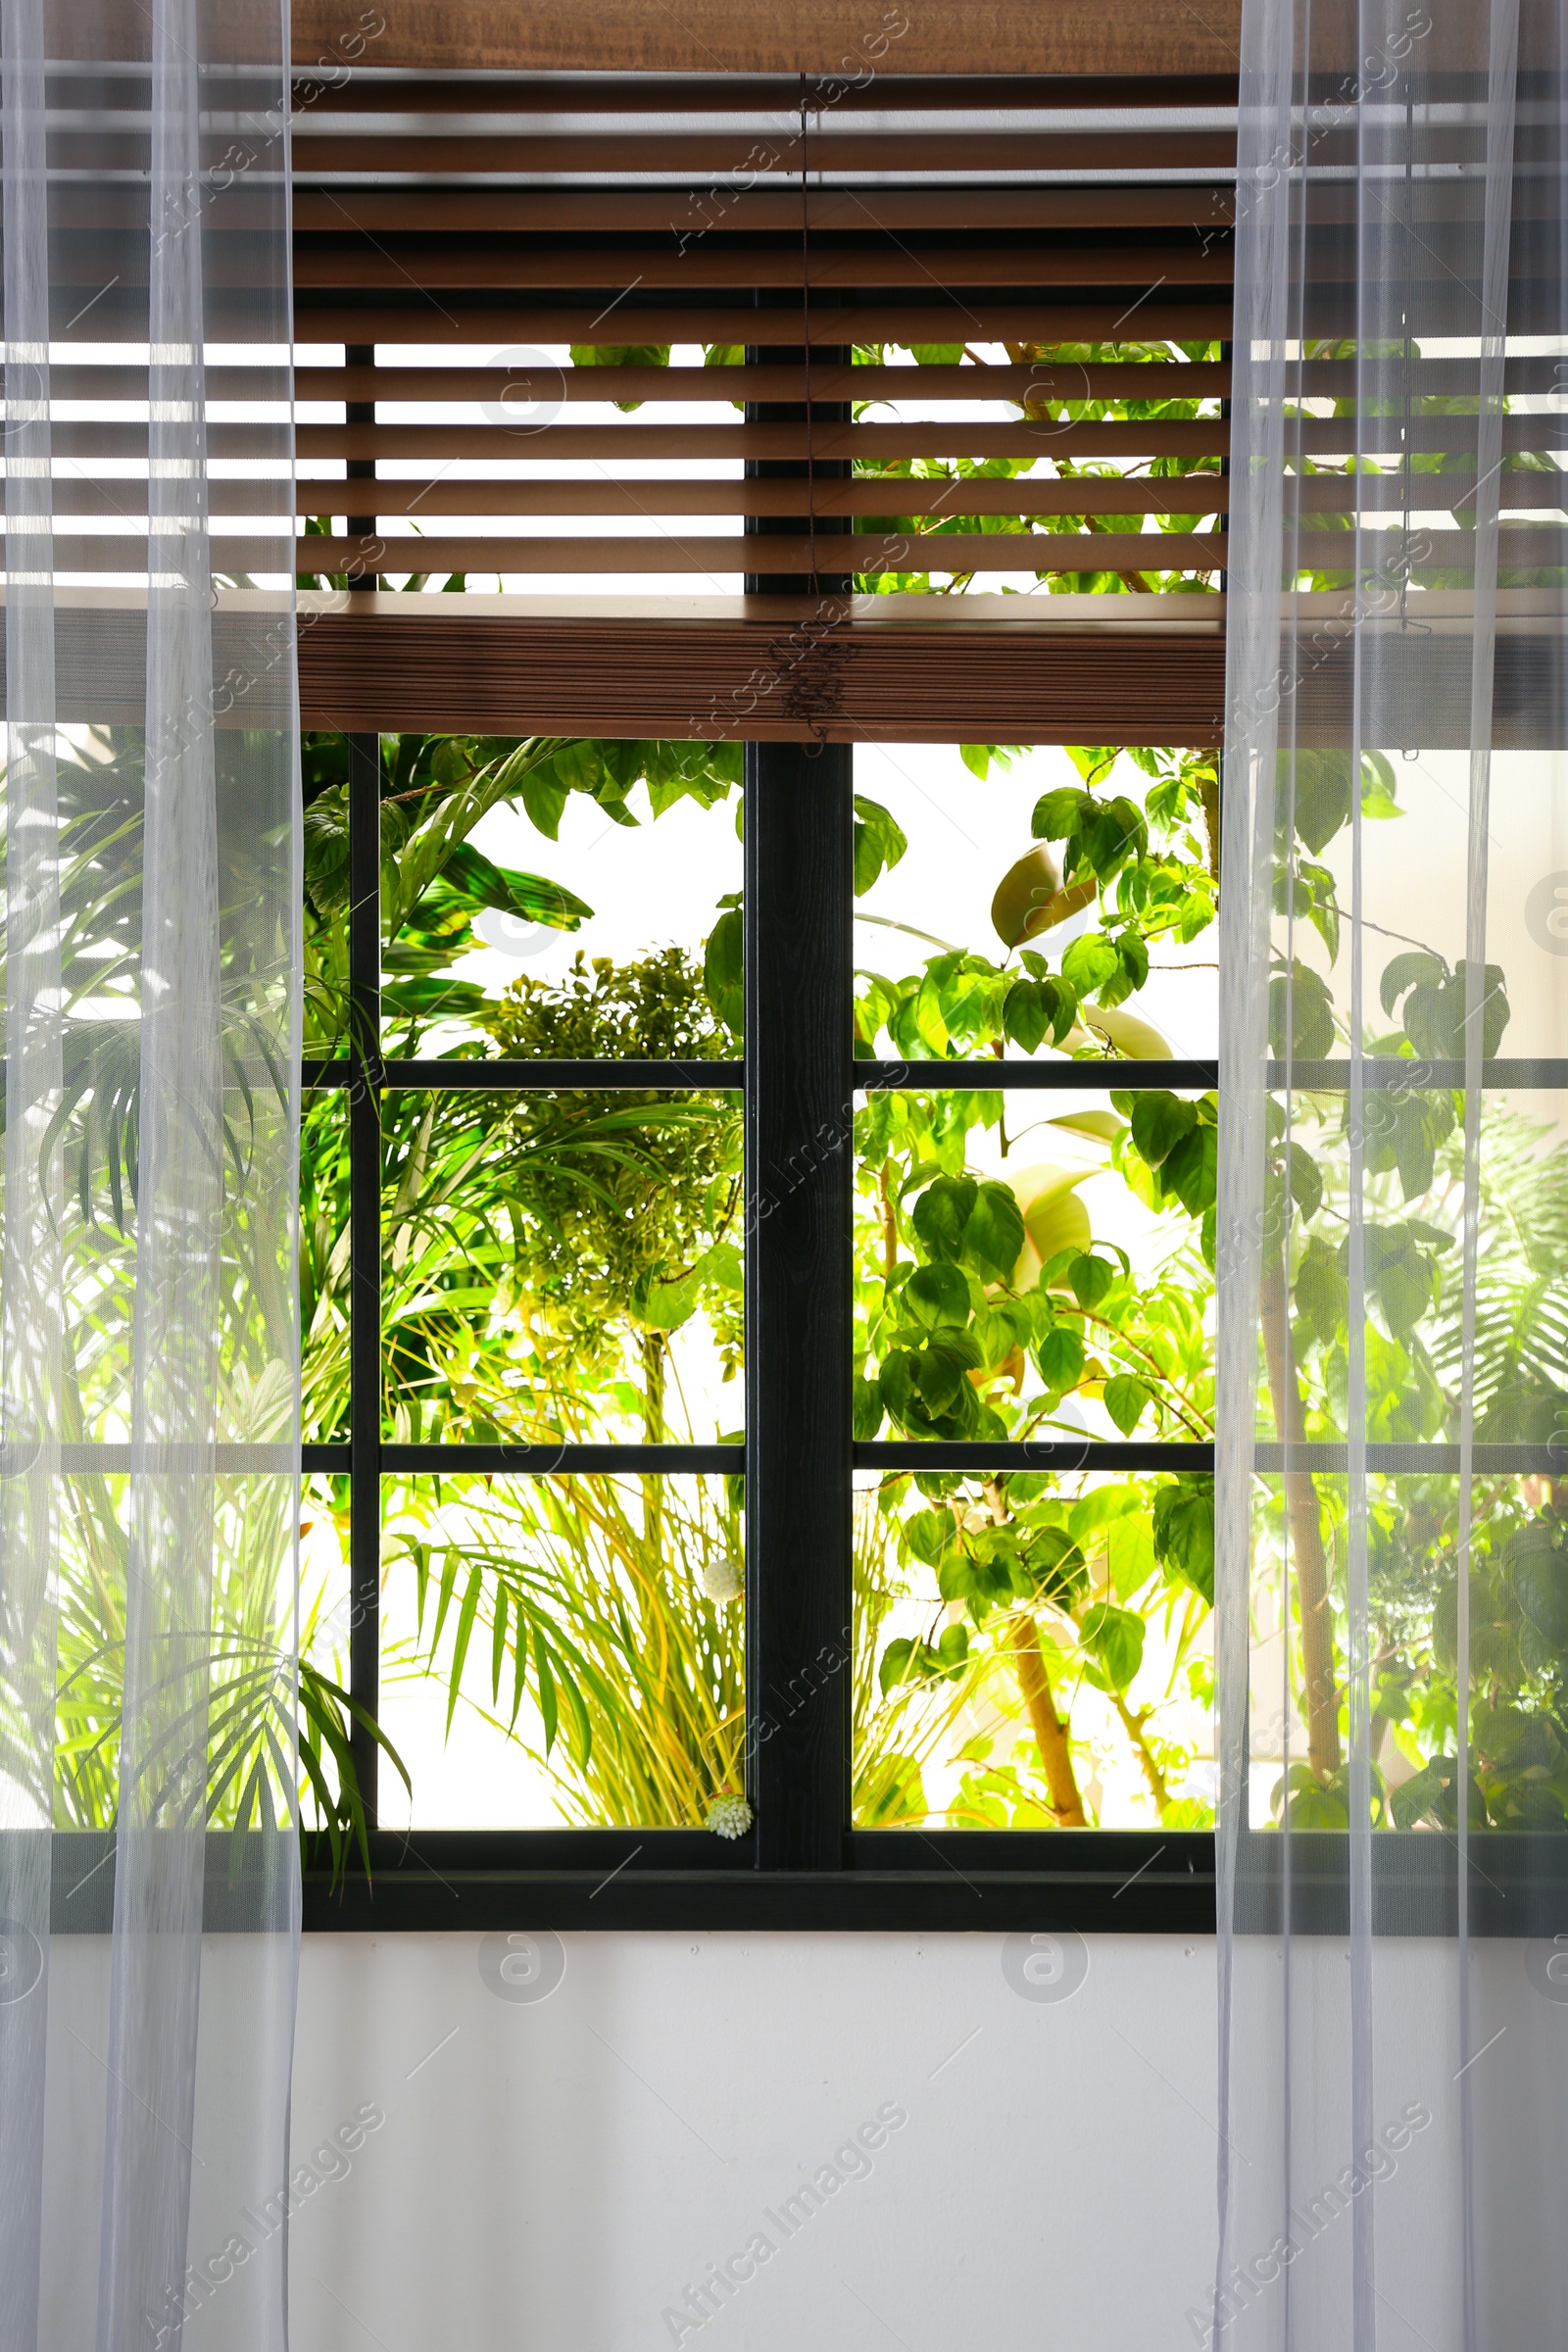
[286,1932,1218,2352]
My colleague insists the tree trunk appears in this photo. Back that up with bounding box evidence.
[1112,1693,1173,1813]
[1259,1258,1342,1779]
[877,1163,899,1281]
[978,1478,1090,1823]
[1199,765,1221,885]
[1009,1615,1090,1826]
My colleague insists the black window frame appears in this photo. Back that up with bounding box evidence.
[299,729,1218,1932]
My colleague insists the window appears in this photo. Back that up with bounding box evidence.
[281,57,1237,1925]
[299,728,1218,1927]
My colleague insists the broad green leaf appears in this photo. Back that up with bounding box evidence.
[515,763,568,840]
[963,1181,1026,1282]
[1379,949,1446,1020]
[1061,931,1120,997]
[933,1624,970,1675]
[879,1637,919,1695]
[912,1175,978,1263]
[1002,974,1076,1053]
[1128,1091,1197,1169]
[852,1376,884,1439]
[1509,1522,1568,1650]
[1031,787,1089,843]
[899,1341,981,1436]
[972,1300,1029,1366]
[1036,1323,1086,1393]
[1080,795,1148,877]
[1286,1139,1322,1219]
[1067,1484,1142,1544]
[1021,1523,1087,1604]
[905,1505,961,1567]
[1080,1600,1145,1690]
[1102,1373,1152,1435]
[1064,746,1118,788]
[1293,1237,1347,1352]
[630,1267,700,1329]
[1152,1479,1214,1604]
[423,843,592,930]
[1268,961,1336,1058]
[1069,1252,1116,1310]
[1289,748,1354,855]
[853,794,909,896]
[704,906,744,1035]
[694,1240,744,1292]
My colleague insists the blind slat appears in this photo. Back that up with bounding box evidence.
[290,302,1235,344]
[290,129,1238,172]
[291,478,1233,520]
[297,361,1234,401]
[292,244,1233,292]
[290,420,1231,461]
[291,530,1233,575]
[290,187,1240,233]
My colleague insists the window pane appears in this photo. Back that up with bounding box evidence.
[304,731,741,1059]
[300,1471,352,1693]
[1247,1473,1568,1837]
[853,1467,1214,1831]
[380,1086,744,1445]
[55,1469,304,1839]
[852,741,1218,1063]
[855,1085,1215,1447]
[301,1087,350,1445]
[56,1473,129,1830]
[1277,745,1568,1065]
[302,730,351,1057]
[375,1473,746,1830]
[1270,1083,1568,1446]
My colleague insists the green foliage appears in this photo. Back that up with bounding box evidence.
[845,334,1225,597]
[386,1473,748,1826]
[480,945,735,1065]
[1152,1479,1215,1606]
[567,343,671,411]
[374,959,743,1446]
[1380,952,1510,1060]
[1284,748,1401,856]
[302,729,741,1056]
[855,742,1214,1066]
[853,795,908,896]
[704,900,745,1037]
[1269,960,1337,1058]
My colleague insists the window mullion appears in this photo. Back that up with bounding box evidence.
[744,742,855,1871]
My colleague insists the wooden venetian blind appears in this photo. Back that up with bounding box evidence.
[288,70,1237,597]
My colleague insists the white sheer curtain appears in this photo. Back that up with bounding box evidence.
[1217,0,1568,2346]
[0,2,301,2348]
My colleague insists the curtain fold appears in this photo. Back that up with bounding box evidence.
[1218,2,1568,2347]
[0,3,301,2347]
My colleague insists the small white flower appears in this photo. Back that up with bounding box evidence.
[706,1792,754,1840]
[701,1552,745,1603]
